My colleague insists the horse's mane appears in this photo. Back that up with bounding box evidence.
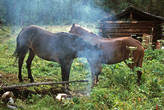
[71,24,101,38]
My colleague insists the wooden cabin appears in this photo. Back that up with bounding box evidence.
[99,6,164,47]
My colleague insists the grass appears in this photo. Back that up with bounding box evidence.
[0,25,164,110]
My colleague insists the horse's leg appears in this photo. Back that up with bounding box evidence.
[124,53,143,85]
[26,49,35,82]
[136,54,144,85]
[18,54,26,82]
[60,59,73,89]
[137,71,142,85]
[95,66,102,84]
[89,62,102,88]
[124,60,134,70]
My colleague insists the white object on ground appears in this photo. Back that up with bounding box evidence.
[56,93,67,101]
[1,91,17,109]
[7,104,17,110]
[1,91,15,104]
[8,97,15,104]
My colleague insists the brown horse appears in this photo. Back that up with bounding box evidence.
[13,25,101,88]
[69,24,144,85]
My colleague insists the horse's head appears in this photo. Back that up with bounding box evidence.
[69,24,92,36]
[69,24,77,34]
[69,24,85,36]
[69,24,100,38]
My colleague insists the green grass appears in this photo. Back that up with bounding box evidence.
[0,25,164,110]
[0,26,11,42]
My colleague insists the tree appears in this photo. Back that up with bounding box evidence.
[0,0,7,24]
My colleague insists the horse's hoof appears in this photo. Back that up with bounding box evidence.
[137,81,141,86]
[137,83,141,86]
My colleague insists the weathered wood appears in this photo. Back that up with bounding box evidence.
[102,21,156,24]
[99,6,164,41]
[103,29,152,33]
[103,31,152,35]
[100,26,153,29]
[100,21,154,38]
[0,80,88,89]
[102,33,131,38]
[100,21,155,28]
[101,23,155,28]
[109,35,130,38]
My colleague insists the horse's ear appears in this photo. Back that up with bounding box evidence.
[72,24,75,27]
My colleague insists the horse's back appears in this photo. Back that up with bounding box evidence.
[98,37,144,64]
[17,25,98,62]
[101,37,143,48]
[111,37,144,53]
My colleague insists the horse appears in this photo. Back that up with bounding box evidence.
[69,24,145,85]
[13,25,102,88]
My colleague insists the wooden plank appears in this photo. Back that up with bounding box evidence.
[102,29,152,33]
[103,28,151,31]
[100,21,155,25]
[102,33,131,37]
[110,35,131,38]
[101,21,156,24]
[103,34,131,38]
[100,21,155,28]
[102,32,152,37]
[101,23,154,28]
[99,26,153,29]
[103,31,152,34]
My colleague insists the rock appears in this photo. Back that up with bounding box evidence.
[0,74,2,78]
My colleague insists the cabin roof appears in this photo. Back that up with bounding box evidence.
[102,6,164,22]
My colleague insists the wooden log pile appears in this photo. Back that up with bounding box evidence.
[99,21,154,38]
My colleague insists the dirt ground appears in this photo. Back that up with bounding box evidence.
[0,72,68,101]
[0,71,87,102]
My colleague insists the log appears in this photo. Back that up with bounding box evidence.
[0,80,88,89]
[102,29,152,33]
[101,23,154,28]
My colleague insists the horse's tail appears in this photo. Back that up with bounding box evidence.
[13,29,29,60]
[13,39,20,60]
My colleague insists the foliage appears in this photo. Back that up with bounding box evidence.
[0,0,106,25]
[100,0,164,17]
[0,0,7,24]
[1,0,164,25]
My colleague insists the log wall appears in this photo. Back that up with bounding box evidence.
[100,21,154,38]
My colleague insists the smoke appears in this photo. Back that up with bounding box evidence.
[76,37,102,95]
[72,0,107,23]
[3,0,107,25]
[3,0,107,94]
